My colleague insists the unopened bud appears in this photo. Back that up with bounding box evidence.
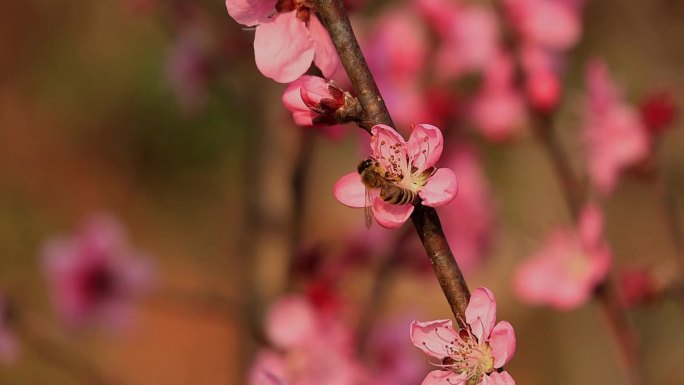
[300,77,346,115]
[526,70,561,113]
[639,91,677,136]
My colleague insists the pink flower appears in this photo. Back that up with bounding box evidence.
[41,214,154,330]
[249,295,366,385]
[225,0,338,83]
[470,53,527,141]
[333,124,458,229]
[366,315,427,385]
[504,0,581,51]
[362,9,431,127]
[514,204,612,310]
[584,60,650,195]
[434,7,500,80]
[0,296,18,364]
[411,287,516,385]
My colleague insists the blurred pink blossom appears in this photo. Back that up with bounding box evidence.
[584,61,650,195]
[166,30,211,114]
[617,268,657,308]
[514,204,612,310]
[334,124,458,228]
[225,0,338,82]
[41,214,154,330]
[366,315,427,385]
[438,147,496,273]
[521,45,562,111]
[363,9,431,127]
[470,53,527,141]
[249,295,366,385]
[411,287,516,385]
[0,296,18,364]
[504,0,581,51]
[435,7,500,80]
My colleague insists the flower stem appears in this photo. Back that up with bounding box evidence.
[312,0,471,322]
[355,227,413,354]
[532,112,583,220]
[288,129,315,282]
[531,111,643,385]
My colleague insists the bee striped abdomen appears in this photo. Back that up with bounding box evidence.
[381,185,416,205]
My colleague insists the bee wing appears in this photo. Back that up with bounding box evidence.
[364,188,373,228]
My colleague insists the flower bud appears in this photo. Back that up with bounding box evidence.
[300,76,345,115]
[526,69,561,112]
[639,91,677,136]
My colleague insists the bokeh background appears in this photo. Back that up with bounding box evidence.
[0,0,683,384]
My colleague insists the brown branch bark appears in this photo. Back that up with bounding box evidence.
[313,0,393,131]
[532,112,584,220]
[313,0,470,322]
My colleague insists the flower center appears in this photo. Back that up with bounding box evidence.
[275,0,314,22]
[435,328,495,385]
[564,250,592,280]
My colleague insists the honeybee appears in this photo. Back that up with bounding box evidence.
[357,157,417,228]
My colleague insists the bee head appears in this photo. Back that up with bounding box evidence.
[357,158,375,174]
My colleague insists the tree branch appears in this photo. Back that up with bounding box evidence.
[313,0,394,131]
[313,0,470,322]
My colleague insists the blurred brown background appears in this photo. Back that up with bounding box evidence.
[0,0,683,384]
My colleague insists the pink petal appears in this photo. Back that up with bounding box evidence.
[282,76,313,111]
[513,232,601,310]
[254,12,315,83]
[578,203,603,247]
[371,197,414,229]
[524,2,580,50]
[265,295,316,349]
[282,76,316,126]
[291,111,315,126]
[484,371,516,385]
[421,370,467,385]
[489,321,516,368]
[370,124,408,165]
[0,330,18,364]
[333,172,366,208]
[225,0,275,26]
[308,15,339,78]
[409,319,458,359]
[408,124,444,171]
[419,168,458,207]
[465,287,497,341]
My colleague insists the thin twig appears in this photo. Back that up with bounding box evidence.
[355,226,413,354]
[313,0,471,322]
[532,112,584,220]
[288,129,316,283]
[655,159,684,267]
[531,103,643,385]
